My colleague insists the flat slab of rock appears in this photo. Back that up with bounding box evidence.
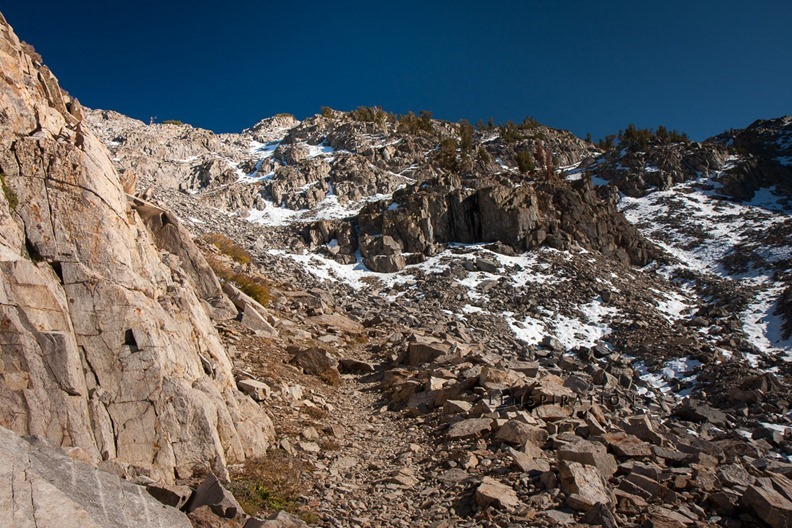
[447,418,493,439]
[0,426,191,528]
[405,336,451,366]
[238,379,272,401]
[557,439,617,478]
[741,483,792,528]
[672,400,728,427]
[475,477,521,510]
[241,304,279,338]
[508,446,550,473]
[307,313,364,334]
[602,432,652,458]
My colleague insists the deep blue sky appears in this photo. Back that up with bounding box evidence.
[3,1,790,140]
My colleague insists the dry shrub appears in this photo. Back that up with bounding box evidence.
[205,253,270,307]
[319,368,342,387]
[228,450,317,523]
[202,232,252,264]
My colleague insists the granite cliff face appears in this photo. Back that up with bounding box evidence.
[0,13,273,484]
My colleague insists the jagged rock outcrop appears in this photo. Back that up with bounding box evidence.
[585,140,730,197]
[709,116,792,200]
[0,13,273,484]
[358,174,658,267]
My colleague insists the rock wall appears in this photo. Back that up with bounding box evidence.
[0,12,273,483]
[357,175,657,270]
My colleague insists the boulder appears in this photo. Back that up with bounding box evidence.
[602,432,652,458]
[447,418,493,439]
[186,474,244,519]
[497,419,549,446]
[741,483,792,528]
[475,477,521,510]
[364,254,406,273]
[237,379,272,402]
[558,460,613,511]
[0,426,191,528]
[508,446,551,474]
[672,400,728,427]
[557,440,617,478]
[241,304,279,338]
[405,336,450,366]
[288,346,340,377]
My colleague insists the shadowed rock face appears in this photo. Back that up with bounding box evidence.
[358,174,658,268]
[0,12,273,483]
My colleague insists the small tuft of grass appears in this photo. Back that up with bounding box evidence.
[303,406,327,420]
[318,438,340,452]
[205,253,270,307]
[228,451,318,523]
[319,368,342,387]
[202,233,252,264]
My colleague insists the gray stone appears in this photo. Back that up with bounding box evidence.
[0,426,191,527]
[146,482,193,509]
[289,346,339,376]
[241,303,279,338]
[558,460,612,511]
[497,419,546,446]
[508,446,550,473]
[186,474,244,518]
[237,379,272,402]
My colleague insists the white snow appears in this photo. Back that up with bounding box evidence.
[633,356,701,396]
[267,249,412,291]
[550,297,618,349]
[652,288,690,322]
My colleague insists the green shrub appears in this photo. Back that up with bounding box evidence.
[500,121,521,143]
[397,110,435,135]
[161,119,184,125]
[1,173,18,211]
[478,146,491,163]
[436,138,459,171]
[515,150,535,173]
[459,119,474,152]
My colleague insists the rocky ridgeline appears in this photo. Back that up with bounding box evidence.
[90,104,654,273]
[585,118,792,204]
[584,140,729,198]
[710,116,792,201]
